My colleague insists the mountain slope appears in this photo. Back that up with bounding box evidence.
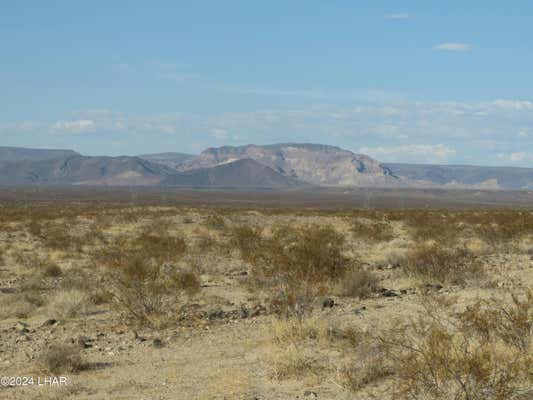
[138,152,195,169]
[384,163,533,190]
[0,156,173,186]
[0,146,79,162]
[162,158,304,188]
[178,143,397,186]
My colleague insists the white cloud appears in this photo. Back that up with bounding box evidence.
[385,13,409,19]
[51,119,95,133]
[2,97,533,165]
[497,152,533,163]
[359,144,457,163]
[491,99,533,111]
[211,128,229,140]
[434,43,471,52]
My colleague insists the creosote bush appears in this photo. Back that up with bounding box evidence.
[340,269,379,299]
[41,344,84,374]
[372,291,533,400]
[232,223,353,318]
[100,232,198,328]
[402,243,483,285]
[351,219,394,242]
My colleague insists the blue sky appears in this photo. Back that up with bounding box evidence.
[1,1,533,166]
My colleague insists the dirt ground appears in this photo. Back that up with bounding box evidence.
[0,206,531,399]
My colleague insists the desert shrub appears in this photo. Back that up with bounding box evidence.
[47,289,89,319]
[340,269,379,299]
[101,236,198,327]
[0,291,44,319]
[203,214,226,230]
[235,224,352,318]
[351,219,395,242]
[265,343,321,380]
[43,262,63,277]
[229,225,263,262]
[41,222,78,251]
[343,351,394,392]
[402,244,483,285]
[459,289,532,352]
[170,270,201,296]
[107,259,200,327]
[374,292,533,399]
[28,219,43,237]
[132,232,186,264]
[41,344,84,374]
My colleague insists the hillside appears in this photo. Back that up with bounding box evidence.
[0,146,79,162]
[161,158,304,188]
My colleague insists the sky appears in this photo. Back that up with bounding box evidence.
[1,0,533,166]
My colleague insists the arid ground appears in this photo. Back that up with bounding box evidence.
[0,192,532,399]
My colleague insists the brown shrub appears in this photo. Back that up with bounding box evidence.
[203,214,227,230]
[374,292,533,399]
[402,244,483,285]
[351,219,394,242]
[340,269,379,299]
[235,224,352,318]
[41,344,84,374]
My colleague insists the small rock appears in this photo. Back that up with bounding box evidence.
[304,390,318,398]
[16,321,29,333]
[379,288,399,297]
[76,335,94,349]
[250,305,266,318]
[207,309,226,320]
[152,338,164,348]
[322,298,335,308]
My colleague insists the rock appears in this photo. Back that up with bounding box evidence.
[133,331,147,342]
[322,298,335,308]
[240,304,250,319]
[353,306,367,314]
[41,319,58,327]
[250,305,266,318]
[15,321,29,333]
[304,390,318,398]
[76,335,94,349]
[207,309,226,320]
[152,338,164,348]
[378,288,399,297]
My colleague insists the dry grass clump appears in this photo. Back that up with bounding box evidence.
[232,223,352,318]
[340,269,379,299]
[41,344,84,374]
[202,214,227,230]
[351,219,394,242]
[374,291,533,400]
[47,289,89,319]
[401,243,483,285]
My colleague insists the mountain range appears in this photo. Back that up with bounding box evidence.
[0,144,532,190]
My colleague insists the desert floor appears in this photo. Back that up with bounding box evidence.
[0,205,531,399]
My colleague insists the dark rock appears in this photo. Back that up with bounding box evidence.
[76,335,94,349]
[152,338,164,348]
[207,309,226,320]
[304,390,318,398]
[250,305,266,318]
[379,288,399,297]
[322,298,335,308]
[15,321,29,333]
